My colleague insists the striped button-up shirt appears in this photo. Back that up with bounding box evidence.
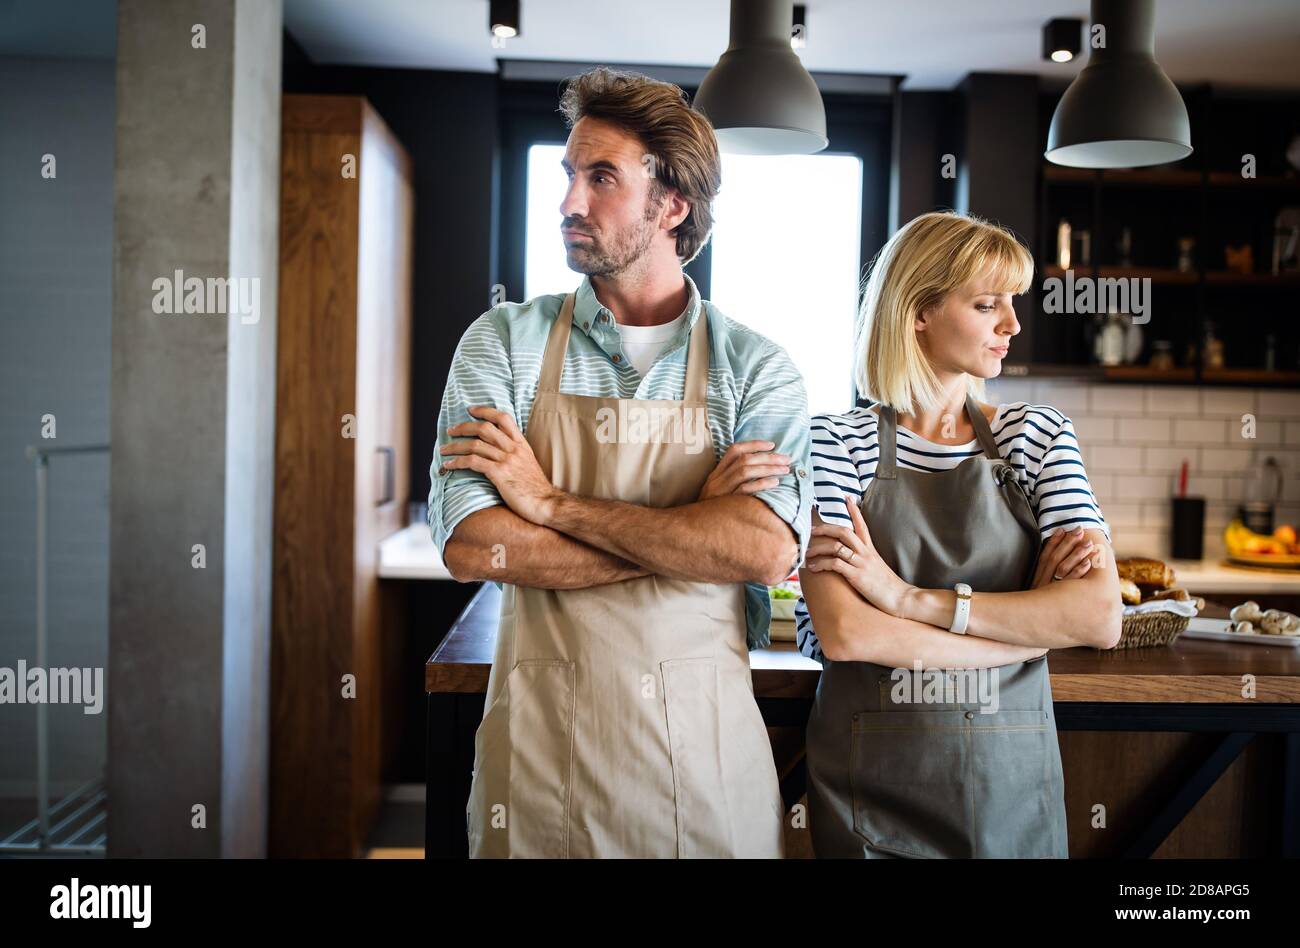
[427,271,812,649]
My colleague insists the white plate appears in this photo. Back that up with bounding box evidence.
[1180,616,1300,647]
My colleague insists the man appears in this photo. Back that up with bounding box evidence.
[428,66,811,858]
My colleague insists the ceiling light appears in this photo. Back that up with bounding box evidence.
[1042,17,1082,63]
[694,0,827,155]
[791,4,807,50]
[1045,0,1192,168]
[489,0,519,39]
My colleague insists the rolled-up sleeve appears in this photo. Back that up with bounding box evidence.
[733,342,813,566]
[427,310,515,558]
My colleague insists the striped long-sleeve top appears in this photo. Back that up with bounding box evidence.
[795,402,1110,663]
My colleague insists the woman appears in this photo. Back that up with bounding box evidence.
[796,211,1122,859]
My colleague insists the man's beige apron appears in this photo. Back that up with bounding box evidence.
[805,396,1069,858]
[466,291,785,858]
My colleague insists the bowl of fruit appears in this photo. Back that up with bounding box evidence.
[768,575,801,621]
[1224,519,1300,569]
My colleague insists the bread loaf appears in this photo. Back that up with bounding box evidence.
[1117,557,1175,588]
[1120,579,1142,605]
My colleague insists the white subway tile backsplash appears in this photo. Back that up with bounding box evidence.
[1086,445,1143,473]
[1141,501,1172,528]
[1020,381,1299,557]
[1144,386,1201,415]
[1200,448,1253,473]
[1237,421,1289,447]
[1101,501,1143,528]
[1067,414,1115,443]
[1173,418,1228,444]
[1087,472,1115,501]
[1118,416,1173,444]
[1110,528,1166,558]
[1182,475,1226,500]
[988,379,1034,404]
[1200,389,1256,416]
[1145,446,1196,472]
[1033,382,1090,414]
[1114,474,1171,500]
[1089,385,1146,414]
[1258,391,1300,416]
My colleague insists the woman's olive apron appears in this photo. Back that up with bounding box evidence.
[805,396,1068,858]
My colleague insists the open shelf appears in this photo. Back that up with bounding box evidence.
[1043,165,1202,187]
[1043,264,1199,284]
[1204,270,1300,286]
[1045,166,1300,192]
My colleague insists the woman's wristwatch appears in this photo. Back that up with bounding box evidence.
[949,583,972,634]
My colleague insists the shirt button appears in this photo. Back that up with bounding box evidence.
[964,710,975,720]
[599,313,608,322]
[612,354,622,363]
[583,321,590,331]
[797,467,807,478]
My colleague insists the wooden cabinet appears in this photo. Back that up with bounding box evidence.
[271,95,413,857]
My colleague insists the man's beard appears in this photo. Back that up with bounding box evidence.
[564,193,664,278]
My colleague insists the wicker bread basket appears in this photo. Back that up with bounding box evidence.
[1115,609,1191,649]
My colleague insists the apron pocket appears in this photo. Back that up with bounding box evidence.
[468,659,575,858]
[849,708,1056,858]
[662,658,733,858]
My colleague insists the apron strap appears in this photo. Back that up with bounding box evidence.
[537,293,576,394]
[966,393,1002,460]
[876,404,898,480]
[683,306,710,403]
[541,287,710,400]
[879,395,996,478]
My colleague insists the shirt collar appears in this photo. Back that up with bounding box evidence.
[571,271,703,341]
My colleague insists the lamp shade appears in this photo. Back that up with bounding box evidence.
[694,0,827,155]
[1046,0,1192,168]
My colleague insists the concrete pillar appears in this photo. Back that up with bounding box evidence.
[109,0,281,857]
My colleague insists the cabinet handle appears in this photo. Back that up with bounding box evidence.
[376,446,395,507]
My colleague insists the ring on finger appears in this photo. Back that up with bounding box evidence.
[837,542,855,563]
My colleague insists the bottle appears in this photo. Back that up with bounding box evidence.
[1241,456,1282,535]
[1056,219,1072,270]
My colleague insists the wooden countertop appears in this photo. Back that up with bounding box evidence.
[426,583,1300,703]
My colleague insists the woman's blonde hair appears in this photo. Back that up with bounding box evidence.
[854,211,1034,414]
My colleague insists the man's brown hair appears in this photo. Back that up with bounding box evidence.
[558,66,721,265]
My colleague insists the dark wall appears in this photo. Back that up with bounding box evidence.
[891,89,959,229]
[283,33,498,509]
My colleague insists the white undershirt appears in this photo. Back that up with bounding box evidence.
[615,311,687,378]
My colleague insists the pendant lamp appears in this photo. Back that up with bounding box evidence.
[694,0,827,155]
[1045,0,1192,168]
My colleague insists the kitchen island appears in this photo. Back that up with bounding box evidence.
[425,581,1300,859]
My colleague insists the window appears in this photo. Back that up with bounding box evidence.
[709,153,862,415]
[524,144,864,414]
